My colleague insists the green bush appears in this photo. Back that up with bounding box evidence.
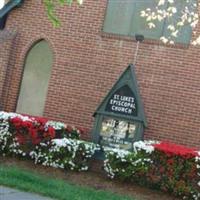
[0,111,99,172]
[104,141,200,200]
[30,138,99,171]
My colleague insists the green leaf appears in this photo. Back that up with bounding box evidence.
[42,0,82,27]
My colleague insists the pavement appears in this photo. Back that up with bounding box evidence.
[0,186,54,200]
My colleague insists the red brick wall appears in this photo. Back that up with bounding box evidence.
[0,0,200,148]
[0,30,17,109]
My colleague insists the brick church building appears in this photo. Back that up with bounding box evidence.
[0,0,199,148]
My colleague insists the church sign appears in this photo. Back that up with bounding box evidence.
[92,64,147,153]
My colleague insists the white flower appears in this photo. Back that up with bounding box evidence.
[133,140,156,154]
[45,121,66,130]
[157,15,163,21]
[158,0,165,6]
[167,25,175,31]
[148,22,155,29]
[140,11,146,17]
[177,21,184,27]
[171,30,178,37]
[168,0,174,4]
[171,7,177,13]
[192,36,200,45]
[146,16,152,22]
[191,20,198,28]
[160,36,168,43]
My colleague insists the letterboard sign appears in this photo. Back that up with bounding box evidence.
[105,85,137,116]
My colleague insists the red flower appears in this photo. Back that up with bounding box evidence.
[29,128,38,140]
[159,167,165,173]
[167,159,174,165]
[153,142,198,159]
[16,134,26,144]
[47,127,55,139]
[38,125,45,132]
[10,117,21,123]
[77,127,87,135]
[35,117,48,125]
[32,138,41,145]
[22,121,33,129]
[10,117,22,129]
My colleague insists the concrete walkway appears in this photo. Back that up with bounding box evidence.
[0,186,54,200]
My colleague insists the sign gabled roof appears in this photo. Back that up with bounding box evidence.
[93,64,147,127]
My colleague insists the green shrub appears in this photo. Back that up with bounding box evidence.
[104,141,200,200]
[30,138,99,171]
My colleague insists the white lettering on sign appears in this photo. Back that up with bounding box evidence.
[100,136,132,149]
[109,94,136,114]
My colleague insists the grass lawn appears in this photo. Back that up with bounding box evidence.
[0,165,134,200]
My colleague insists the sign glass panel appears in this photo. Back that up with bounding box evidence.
[99,117,136,150]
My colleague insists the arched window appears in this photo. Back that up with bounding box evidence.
[16,40,53,116]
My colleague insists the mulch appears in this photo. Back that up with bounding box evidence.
[0,156,179,200]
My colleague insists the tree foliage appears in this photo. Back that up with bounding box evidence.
[141,0,199,45]
[43,0,83,27]
[44,0,200,45]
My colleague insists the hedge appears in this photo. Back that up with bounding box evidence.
[0,111,99,171]
[104,141,200,200]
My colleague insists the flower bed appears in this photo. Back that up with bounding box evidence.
[0,111,82,155]
[104,141,200,200]
[0,111,99,171]
[30,138,99,171]
[1,112,200,198]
